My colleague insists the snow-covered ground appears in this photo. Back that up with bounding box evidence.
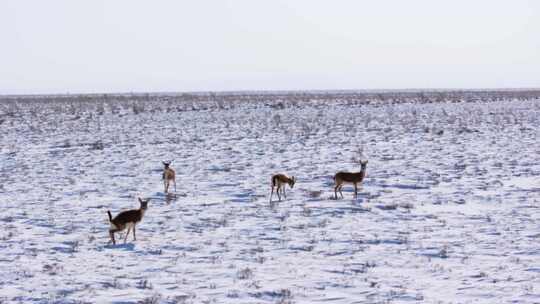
[1,95,539,303]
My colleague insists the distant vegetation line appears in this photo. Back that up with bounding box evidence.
[1,89,539,118]
[1,89,540,104]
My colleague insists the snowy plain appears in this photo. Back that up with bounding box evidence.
[0,92,539,303]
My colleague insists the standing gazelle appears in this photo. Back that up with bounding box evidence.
[334,160,368,199]
[162,161,176,193]
[270,174,296,202]
[107,198,149,245]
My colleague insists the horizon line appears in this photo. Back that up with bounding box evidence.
[1,87,540,98]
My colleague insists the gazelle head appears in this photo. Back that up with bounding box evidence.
[360,160,368,171]
[162,161,171,169]
[289,176,296,188]
[138,197,150,210]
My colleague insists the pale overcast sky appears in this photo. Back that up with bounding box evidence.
[1,0,539,94]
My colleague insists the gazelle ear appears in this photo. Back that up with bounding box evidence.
[138,197,143,203]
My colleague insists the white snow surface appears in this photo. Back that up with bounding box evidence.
[1,97,539,303]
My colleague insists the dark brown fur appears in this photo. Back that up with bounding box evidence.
[107,198,149,245]
[270,174,296,202]
[334,160,368,199]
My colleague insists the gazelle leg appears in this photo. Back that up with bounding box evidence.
[282,186,286,198]
[270,186,274,203]
[164,180,167,193]
[124,227,131,243]
[354,183,358,198]
[174,179,177,192]
[133,225,136,241]
[109,230,116,245]
[277,185,282,201]
[339,185,344,199]
[334,184,340,199]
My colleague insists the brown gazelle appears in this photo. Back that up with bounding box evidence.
[107,198,149,245]
[162,161,176,193]
[270,174,296,202]
[334,160,368,199]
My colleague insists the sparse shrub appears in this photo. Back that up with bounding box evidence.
[226,290,239,298]
[377,203,398,210]
[96,103,105,115]
[247,280,261,289]
[0,231,13,241]
[275,289,293,304]
[103,278,123,289]
[89,140,104,150]
[397,235,409,245]
[399,203,414,210]
[1,217,13,223]
[138,293,161,304]
[148,248,162,255]
[272,113,282,126]
[59,139,71,148]
[171,294,196,304]
[252,289,292,304]
[277,212,289,222]
[132,103,145,115]
[43,263,64,275]
[70,240,79,253]
[137,279,153,290]
[236,267,253,280]
[472,272,487,278]
[439,246,449,258]
[364,261,377,268]
[308,190,322,199]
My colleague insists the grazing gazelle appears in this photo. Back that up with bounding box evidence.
[334,160,368,199]
[270,174,296,202]
[107,198,149,245]
[162,161,176,193]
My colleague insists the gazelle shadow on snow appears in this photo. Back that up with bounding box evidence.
[103,243,135,251]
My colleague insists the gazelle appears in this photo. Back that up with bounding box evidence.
[162,161,176,193]
[334,160,368,199]
[107,198,149,245]
[270,174,296,202]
